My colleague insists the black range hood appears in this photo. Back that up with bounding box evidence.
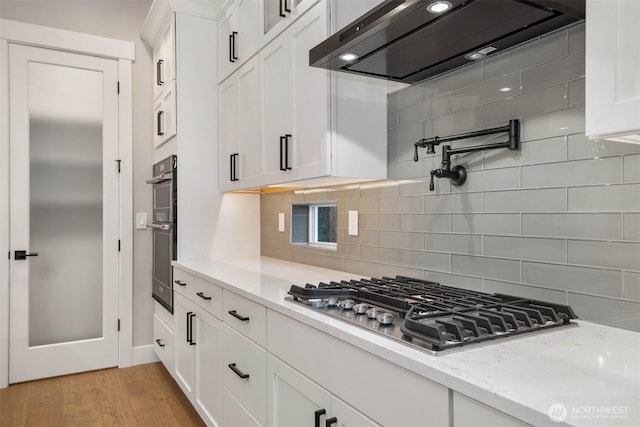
[309,0,585,84]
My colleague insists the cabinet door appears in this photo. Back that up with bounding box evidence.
[586,0,640,139]
[329,396,381,427]
[289,3,329,181]
[154,14,175,99]
[218,5,237,83]
[262,0,321,46]
[174,292,196,398]
[260,35,293,184]
[153,80,177,148]
[237,0,260,64]
[153,313,174,374]
[224,388,262,427]
[195,307,223,427]
[267,354,331,427]
[219,76,239,191]
[236,57,261,187]
[453,392,531,427]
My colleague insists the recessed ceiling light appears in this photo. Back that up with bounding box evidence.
[426,1,453,13]
[339,52,359,61]
[499,87,512,92]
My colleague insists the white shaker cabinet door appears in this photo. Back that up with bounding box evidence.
[329,396,381,427]
[173,292,196,399]
[194,307,223,427]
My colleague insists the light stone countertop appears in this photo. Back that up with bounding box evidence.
[175,256,640,427]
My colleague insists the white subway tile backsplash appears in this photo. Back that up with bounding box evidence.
[521,53,584,93]
[400,250,450,271]
[522,213,621,240]
[345,197,378,214]
[567,293,640,331]
[567,133,640,159]
[451,213,520,235]
[340,229,378,246]
[361,246,399,264]
[568,78,585,107]
[484,84,567,126]
[359,214,399,231]
[568,24,585,54]
[522,261,622,297]
[521,157,621,188]
[520,106,585,141]
[624,213,640,241]
[424,270,483,291]
[400,214,451,232]
[449,167,520,192]
[483,30,567,80]
[623,271,640,302]
[568,240,640,271]
[379,231,423,250]
[483,280,567,305]
[433,106,483,136]
[398,101,431,126]
[393,85,424,110]
[623,154,640,182]
[484,188,566,212]
[568,183,640,211]
[379,196,423,214]
[422,62,483,94]
[452,255,520,281]
[424,233,482,255]
[424,192,483,213]
[388,160,424,180]
[484,235,567,263]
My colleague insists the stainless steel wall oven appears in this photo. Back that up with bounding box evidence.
[147,155,177,313]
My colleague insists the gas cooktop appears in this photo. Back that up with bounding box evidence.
[287,276,578,355]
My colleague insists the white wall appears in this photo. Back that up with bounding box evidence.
[0,0,155,347]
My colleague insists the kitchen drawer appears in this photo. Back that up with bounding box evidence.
[154,300,173,327]
[193,275,223,318]
[173,267,194,299]
[267,310,449,427]
[453,392,532,427]
[223,324,267,426]
[223,290,267,347]
[223,388,262,427]
[153,312,174,374]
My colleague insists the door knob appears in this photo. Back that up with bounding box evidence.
[15,250,38,260]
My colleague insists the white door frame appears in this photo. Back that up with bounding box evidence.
[0,19,135,388]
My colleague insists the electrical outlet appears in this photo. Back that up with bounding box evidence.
[348,210,358,236]
[278,213,285,232]
[136,213,148,230]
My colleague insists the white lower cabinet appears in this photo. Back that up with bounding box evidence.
[223,388,262,427]
[453,392,531,427]
[153,306,174,374]
[267,354,379,427]
[174,292,196,398]
[194,307,223,427]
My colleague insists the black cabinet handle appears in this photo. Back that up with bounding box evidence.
[231,31,238,61]
[230,154,234,181]
[155,339,165,347]
[314,409,326,427]
[188,312,196,345]
[230,153,239,181]
[174,280,187,286]
[14,250,38,260]
[284,134,292,170]
[284,0,291,13]
[279,136,286,171]
[279,0,286,17]
[228,310,250,322]
[325,417,337,427]
[157,111,165,136]
[156,59,164,86]
[228,363,250,379]
[229,34,235,63]
[186,311,192,343]
[196,291,212,301]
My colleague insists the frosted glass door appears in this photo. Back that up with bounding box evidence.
[9,44,120,383]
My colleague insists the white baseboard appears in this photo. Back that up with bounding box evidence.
[132,344,159,365]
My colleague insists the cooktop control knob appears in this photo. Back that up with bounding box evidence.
[325,297,339,307]
[353,303,369,314]
[376,312,394,325]
[366,307,382,319]
[339,299,355,310]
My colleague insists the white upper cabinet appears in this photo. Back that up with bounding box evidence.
[219,56,261,191]
[152,15,175,100]
[586,0,640,141]
[262,0,319,46]
[218,0,260,83]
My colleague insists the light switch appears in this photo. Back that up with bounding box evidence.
[136,212,148,230]
[348,210,359,236]
[278,213,285,232]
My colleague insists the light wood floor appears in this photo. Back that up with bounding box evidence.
[0,362,205,427]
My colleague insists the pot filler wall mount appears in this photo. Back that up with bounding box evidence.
[413,119,520,191]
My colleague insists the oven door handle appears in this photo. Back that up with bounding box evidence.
[145,171,174,184]
[148,223,173,230]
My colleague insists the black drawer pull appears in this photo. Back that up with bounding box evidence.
[156,59,164,86]
[174,280,187,286]
[315,409,326,427]
[155,339,165,347]
[228,363,250,379]
[228,310,250,322]
[197,292,212,301]
[325,417,337,427]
